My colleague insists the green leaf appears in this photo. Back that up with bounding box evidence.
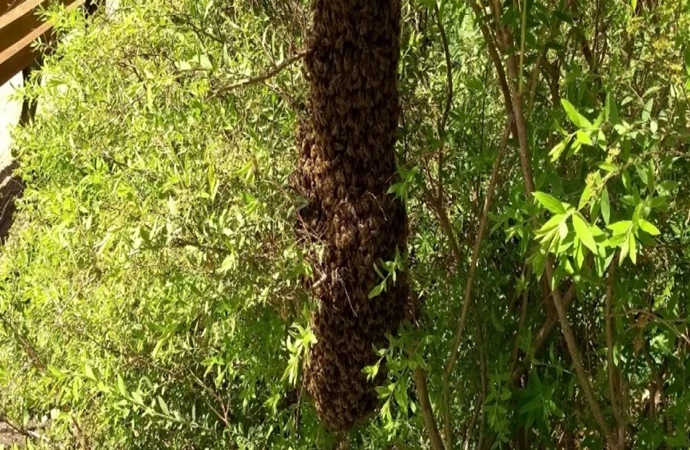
[158,396,170,415]
[606,233,627,247]
[48,365,66,379]
[608,220,633,235]
[638,219,660,236]
[576,130,593,146]
[605,93,619,123]
[666,433,689,448]
[642,98,653,121]
[573,214,597,253]
[578,185,592,210]
[558,220,569,240]
[619,235,630,263]
[601,187,611,224]
[629,235,637,264]
[84,364,96,381]
[533,192,567,214]
[636,164,649,185]
[368,282,386,299]
[131,391,144,405]
[599,162,618,173]
[561,99,592,129]
[538,214,568,234]
[117,375,128,397]
[218,255,235,273]
[549,139,567,161]
[622,169,631,190]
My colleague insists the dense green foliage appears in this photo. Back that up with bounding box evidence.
[1,0,689,449]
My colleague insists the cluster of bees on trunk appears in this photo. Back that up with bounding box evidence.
[292,0,408,432]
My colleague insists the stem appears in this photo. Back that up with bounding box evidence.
[212,51,306,97]
[606,260,626,446]
[519,0,527,93]
[545,263,617,449]
[435,2,454,204]
[512,283,576,382]
[510,284,530,375]
[442,116,512,448]
[476,320,488,450]
[414,368,446,450]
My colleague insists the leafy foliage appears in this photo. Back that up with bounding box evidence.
[1,0,689,449]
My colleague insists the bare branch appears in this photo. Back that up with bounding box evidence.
[212,51,306,98]
[545,263,617,449]
[511,283,576,382]
[414,368,446,450]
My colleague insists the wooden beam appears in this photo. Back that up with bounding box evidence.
[0,0,27,18]
[0,0,85,84]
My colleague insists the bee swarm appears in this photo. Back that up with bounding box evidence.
[292,0,408,432]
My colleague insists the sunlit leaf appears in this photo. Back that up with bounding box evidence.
[638,219,660,236]
[573,214,597,253]
[533,192,567,214]
[561,99,592,129]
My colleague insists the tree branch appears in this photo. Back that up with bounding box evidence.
[211,51,306,98]
[511,283,576,382]
[545,263,617,449]
[510,283,530,375]
[0,313,46,372]
[414,368,446,450]
[436,4,454,136]
[435,3,454,204]
[606,260,626,446]
[441,116,512,448]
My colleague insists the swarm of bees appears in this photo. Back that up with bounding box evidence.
[292,0,407,432]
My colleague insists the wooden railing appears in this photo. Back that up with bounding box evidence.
[0,0,85,86]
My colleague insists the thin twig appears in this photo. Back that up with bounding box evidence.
[441,116,512,448]
[476,320,488,449]
[0,313,46,371]
[467,1,515,116]
[518,0,527,93]
[606,260,626,446]
[511,283,576,382]
[436,4,454,136]
[422,185,464,267]
[435,3,454,203]
[510,281,530,375]
[211,51,306,98]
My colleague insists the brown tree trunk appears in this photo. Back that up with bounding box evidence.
[294,0,407,432]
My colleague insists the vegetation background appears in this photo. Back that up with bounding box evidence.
[0,0,689,449]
